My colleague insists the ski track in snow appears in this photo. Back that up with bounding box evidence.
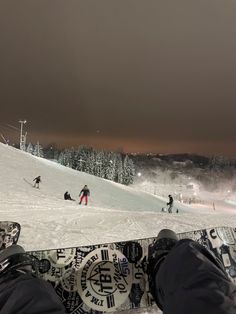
[1,143,236,314]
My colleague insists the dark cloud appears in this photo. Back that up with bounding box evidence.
[1,0,236,156]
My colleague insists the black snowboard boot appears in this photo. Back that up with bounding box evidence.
[0,245,34,278]
[148,229,178,308]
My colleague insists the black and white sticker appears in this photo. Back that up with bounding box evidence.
[77,248,132,312]
[61,268,78,292]
[46,248,76,268]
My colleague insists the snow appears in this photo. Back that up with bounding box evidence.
[1,142,236,313]
[0,142,236,252]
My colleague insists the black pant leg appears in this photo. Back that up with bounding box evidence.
[154,239,236,314]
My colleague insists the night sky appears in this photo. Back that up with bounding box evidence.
[1,0,236,157]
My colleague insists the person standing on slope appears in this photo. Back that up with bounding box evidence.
[167,194,173,213]
[79,185,90,205]
[33,176,41,189]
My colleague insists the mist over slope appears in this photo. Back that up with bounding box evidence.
[132,153,236,210]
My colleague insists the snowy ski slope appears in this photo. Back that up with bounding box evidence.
[0,142,235,253]
[1,143,236,314]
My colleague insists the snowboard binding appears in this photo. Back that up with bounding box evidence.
[0,245,35,276]
[147,229,178,307]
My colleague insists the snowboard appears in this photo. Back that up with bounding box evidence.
[161,206,179,213]
[27,226,236,313]
[23,178,40,189]
[0,221,21,250]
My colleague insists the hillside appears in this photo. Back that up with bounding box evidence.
[0,143,236,251]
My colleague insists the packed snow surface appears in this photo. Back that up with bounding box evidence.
[1,143,236,314]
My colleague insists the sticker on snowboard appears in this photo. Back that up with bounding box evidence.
[0,221,21,250]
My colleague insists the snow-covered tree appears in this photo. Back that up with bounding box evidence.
[123,155,135,185]
[58,149,72,166]
[26,142,34,155]
[33,142,44,158]
[94,151,105,178]
[115,153,123,184]
[70,148,78,169]
[58,151,66,166]
[104,152,116,181]
[76,147,86,172]
[85,149,96,174]
[56,146,135,185]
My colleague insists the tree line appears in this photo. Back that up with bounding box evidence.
[26,142,44,157]
[26,143,136,185]
[58,146,135,185]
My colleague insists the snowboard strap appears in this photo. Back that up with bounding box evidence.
[0,253,33,276]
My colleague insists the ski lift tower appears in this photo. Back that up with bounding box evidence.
[19,120,27,151]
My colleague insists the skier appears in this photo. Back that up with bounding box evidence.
[166,194,173,213]
[0,245,66,313]
[79,185,90,205]
[148,229,236,314]
[64,191,75,201]
[33,175,41,188]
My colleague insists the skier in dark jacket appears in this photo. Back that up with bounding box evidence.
[79,185,90,205]
[166,194,173,213]
[0,245,66,313]
[148,229,236,314]
[33,176,41,189]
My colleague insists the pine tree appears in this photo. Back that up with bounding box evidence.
[123,155,135,185]
[26,142,34,155]
[58,149,71,166]
[58,151,66,166]
[99,151,106,178]
[53,149,60,161]
[86,149,96,175]
[76,147,86,172]
[82,147,93,174]
[115,153,123,184]
[70,148,78,169]
[94,151,105,178]
[104,152,116,181]
[65,149,73,167]
[33,142,44,158]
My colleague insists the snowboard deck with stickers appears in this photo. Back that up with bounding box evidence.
[28,226,236,313]
[0,221,21,250]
